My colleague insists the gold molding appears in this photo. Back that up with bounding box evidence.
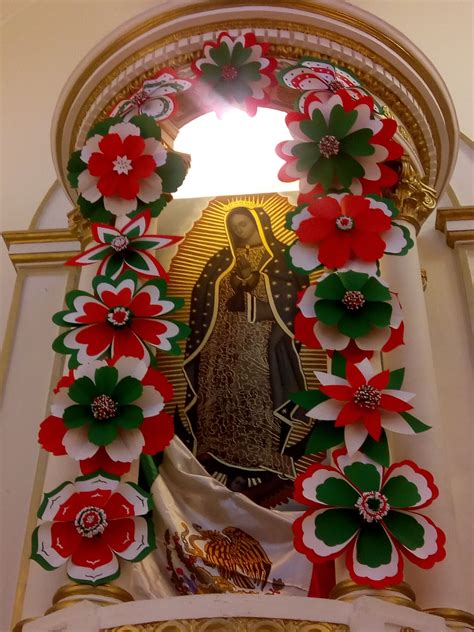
[436,206,474,247]
[52,583,134,606]
[9,251,80,266]
[2,229,76,246]
[424,608,474,628]
[330,579,419,611]
[392,156,438,232]
[103,620,349,632]
[53,1,457,194]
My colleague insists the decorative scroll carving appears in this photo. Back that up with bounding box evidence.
[392,156,438,232]
[103,620,349,632]
[67,206,92,247]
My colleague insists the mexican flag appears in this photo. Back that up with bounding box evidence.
[132,438,334,597]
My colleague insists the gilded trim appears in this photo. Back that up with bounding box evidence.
[330,579,419,610]
[3,229,76,246]
[9,251,80,266]
[424,608,474,628]
[436,206,474,247]
[103,620,349,632]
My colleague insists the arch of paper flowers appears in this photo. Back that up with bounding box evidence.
[32,30,445,588]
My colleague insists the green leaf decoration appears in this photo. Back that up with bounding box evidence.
[129,514,157,562]
[339,128,374,156]
[315,508,360,546]
[314,157,335,191]
[387,368,405,390]
[86,116,123,139]
[399,411,431,433]
[334,153,365,188]
[31,528,56,571]
[316,273,345,299]
[305,421,344,454]
[68,377,98,405]
[361,276,392,302]
[315,477,359,507]
[115,405,144,429]
[328,105,357,139]
[361,431,390,467]
[300,119,324,143]
[157,151,188,193]
[364,301,392,328]
[67,151,85,188]
[339,271,368,291]
[78,195,113,224]
[343,462,381,493]
[94,366,118,396]
[130,114,162,140]
[315,299,345,325]
[392,222,414,255]
[113,377,143,405]
[290,389,329,410]
[88,422,118,446]
[331,352,347,378]
[356,523,393,567]
[383,511,425,551]
[338,311,371,338]
[63,405,92,428]
[382,475,421,508]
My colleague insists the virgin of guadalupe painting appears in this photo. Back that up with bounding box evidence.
[157,194,327,508]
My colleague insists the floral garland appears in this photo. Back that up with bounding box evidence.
[32,31,445,590]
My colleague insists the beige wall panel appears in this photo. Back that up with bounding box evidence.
[0,267,75,632]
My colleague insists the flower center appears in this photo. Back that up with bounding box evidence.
[335,215,354,231]
[111,235,129,252]
[327,79,345,93]
[221,64,238,80]
[112,155,133,175]
[354,384,382,410]
[107,306,132,328]
[91,394,118,420]
[318,135,340,159]
[342,290,366,311]
[131,90,149,107]
[355,491,390,523]
[74,506,108,538]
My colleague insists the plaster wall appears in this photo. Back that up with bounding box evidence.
[1,1,473,630]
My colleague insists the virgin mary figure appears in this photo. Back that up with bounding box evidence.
[179,206,309,507]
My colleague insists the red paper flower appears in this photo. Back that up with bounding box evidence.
[287,194,412,272]
[32,472,155,584]
[66,211,181,280]
[39,357,174,475]
[78,121,167,216]
[52,272,188,367]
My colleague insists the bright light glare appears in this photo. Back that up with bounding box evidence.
[173,108,297,199]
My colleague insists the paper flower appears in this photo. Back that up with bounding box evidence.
[109,68,192,122]
[67,115,188,222]
[305,359,430,455]
[66,211,181,280]
[287,194,413,273]
[191,31,277,116]
[295,275,403,362]
[32,471,155,584]
[277,58,383,115]
[276,93,403,195]
[293,450,446,587]
[52,272,188,367]
[38,357,174,474]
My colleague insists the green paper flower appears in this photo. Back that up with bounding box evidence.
[315,271,392,339]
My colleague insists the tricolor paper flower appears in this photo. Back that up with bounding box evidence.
[305,359,429,455]
[32,472,155,584]
[293,451,446,587]
[296,274,403,362]
[109,68,192,122]
[277,58,383,115]
[52,272,188,367]
[68,116,188,221]
[66,211,181,280]
[38,357,174,475]
[191,31,277,117]
[276,93,402,195]
[287,194,413,273]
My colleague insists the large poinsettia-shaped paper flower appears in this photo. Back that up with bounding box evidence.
[191,31,277,117]
[277,58,383,115]
[295,273,404,362]
[287,194,413,273]
[276,93,402,195]
[109,68,192,122]
[293,450,446,587]
[66,211,181,280]
[68,116,188,222]
[305,359,430,455]
[32,471,155,585]
[52,272,188,368]
[38,357,174,475]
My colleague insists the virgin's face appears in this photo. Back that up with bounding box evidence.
[228,213,257,243]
